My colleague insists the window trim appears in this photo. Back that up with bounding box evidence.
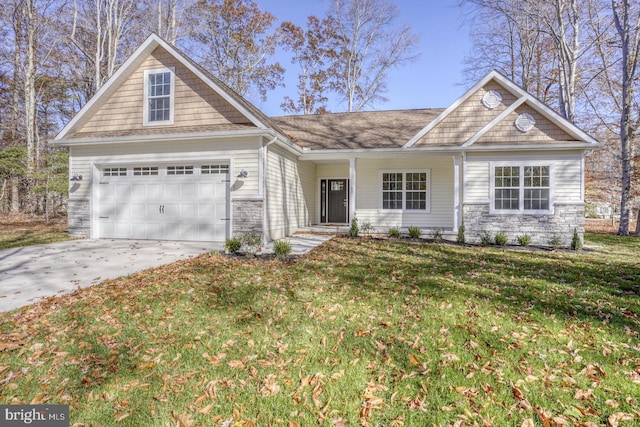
[379,169,431,213]
[143,67,175,126]
[489,162,554,215]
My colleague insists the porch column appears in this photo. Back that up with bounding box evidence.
[349,158,356,222]
[453,155,461,231]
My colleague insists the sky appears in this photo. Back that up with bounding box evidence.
[253,0,473,116]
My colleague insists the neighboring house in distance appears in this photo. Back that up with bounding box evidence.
[52,34,599,247]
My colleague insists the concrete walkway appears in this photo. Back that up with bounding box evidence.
[0,234,334,313]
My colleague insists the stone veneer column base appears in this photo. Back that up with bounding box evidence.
[232,198,264,236]
[463,202,585,247]
[68,198,91,238]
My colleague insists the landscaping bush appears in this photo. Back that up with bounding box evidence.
[349,218,359,237]
[571,228,583,250]
[240,230,262,254]
[225,236,242,253]
[273,239,292,259]
[494,232,508,246]
[360,220,374,235]
[456,224,465,244]
[388,227,401,238]
[407,226,421,239]
[549,235,562,249]
[516,233,532,246]
[432,229,443,242]
[479,230,493,246]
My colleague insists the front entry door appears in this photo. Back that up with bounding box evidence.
[321,179,348,223]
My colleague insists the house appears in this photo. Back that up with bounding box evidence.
[52,34,599,247]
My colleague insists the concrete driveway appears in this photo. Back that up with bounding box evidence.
[0,239,219,312]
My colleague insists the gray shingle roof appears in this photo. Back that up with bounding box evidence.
[271,109,445,150]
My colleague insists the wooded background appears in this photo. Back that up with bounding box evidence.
[0,0,638,234]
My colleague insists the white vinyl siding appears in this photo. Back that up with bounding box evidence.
[354,157,454,229]
[265,145,313,240]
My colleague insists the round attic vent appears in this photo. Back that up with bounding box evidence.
[482,90,502,109]
[515,113,536,132]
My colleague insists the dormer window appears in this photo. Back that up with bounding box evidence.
[143,68,174,125]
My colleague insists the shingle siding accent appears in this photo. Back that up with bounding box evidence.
[463,202,584,247]
[70,46,250,138]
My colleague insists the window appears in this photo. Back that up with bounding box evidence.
[167,166,194,175]
[144,68,174,125]
[133,166,159,176]
[201,164,229,174]
[381,171,429,211]
[103,167,127,177]
[491,164,552,213]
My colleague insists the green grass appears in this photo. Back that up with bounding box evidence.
[1,234,639,426]
[0,221,71,249]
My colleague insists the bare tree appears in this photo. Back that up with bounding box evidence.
[328,0,419,112]
[611,0,640,235]
[69,0,140,99]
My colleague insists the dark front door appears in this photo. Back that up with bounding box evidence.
[322,179,348,223]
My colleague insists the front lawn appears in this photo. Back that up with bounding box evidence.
[1,234,639,426]
[0,215,71,249]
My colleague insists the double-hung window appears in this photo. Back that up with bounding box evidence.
[144,68,174,125]
[491,163,552,213]
[381,171,430,211]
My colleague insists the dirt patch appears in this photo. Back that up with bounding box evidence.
[586,219,638,235]
[0,213,66,231]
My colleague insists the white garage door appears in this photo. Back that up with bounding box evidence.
[98,164,229,242]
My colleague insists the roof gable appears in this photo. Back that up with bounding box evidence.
[55,34,275,141]
[404,70,598,149]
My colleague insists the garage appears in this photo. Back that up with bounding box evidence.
[97,164,229,242]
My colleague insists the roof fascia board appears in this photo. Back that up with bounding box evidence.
[55,34,160,141]
[403,71,500,148]
[298,142,597,160]
[51,128,272,146]
[462,96,527,147]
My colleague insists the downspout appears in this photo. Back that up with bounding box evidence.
[261,135,278,246]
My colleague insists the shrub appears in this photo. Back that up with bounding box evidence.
[240,230,262,254]
[349,218,359,237]
[407,226,422,239]
[456,224,465,244]
[549,236,562,249]
[571,228,583,250]
[273,239,292,259]
[479,230,493,246]
[516,233,532,246]
[432,229,443,242]
[494,232,508,246]
[225,236,242,254]
[388,227,401,238]
[360,220,374,235]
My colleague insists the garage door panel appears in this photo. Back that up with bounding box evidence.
[181,183,196,199]
[146,184,163,200]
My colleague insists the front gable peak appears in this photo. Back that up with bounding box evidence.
[404,71,598,149]
[55,34,274,142]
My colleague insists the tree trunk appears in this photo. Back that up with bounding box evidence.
[10,177,20,212]
[635,208,640,235]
